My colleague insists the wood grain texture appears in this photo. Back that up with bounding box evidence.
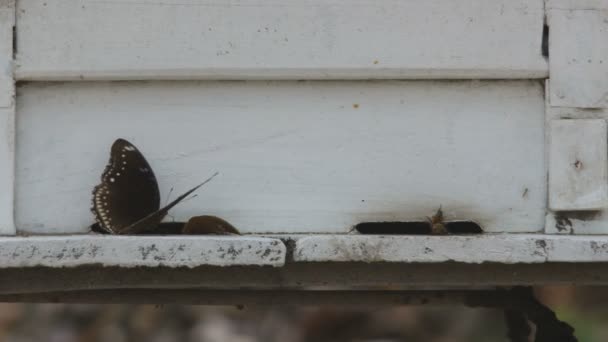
[0,235,285,267]
[15,0,547,80]
[294,234,608,263]
[0,1,14,235]
[15,80,545,234]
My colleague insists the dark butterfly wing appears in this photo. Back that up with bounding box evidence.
[119,172,219,235]
[182,215,241,235]
[92,139,160,234]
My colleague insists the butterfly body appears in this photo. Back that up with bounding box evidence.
[183,215,241,235]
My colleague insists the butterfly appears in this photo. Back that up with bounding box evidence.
[91,138,217,235]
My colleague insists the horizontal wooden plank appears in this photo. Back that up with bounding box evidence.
[0,235,285,268]
[4,261,608,295]
[294,235,608,263]
[0,289,557,307]
[544,82,608,234]
[15,80,545,234]
[14,0,548,80]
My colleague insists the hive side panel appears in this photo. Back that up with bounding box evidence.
[15,80,545,234]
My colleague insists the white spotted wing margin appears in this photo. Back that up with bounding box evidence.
[92,138,160,234]
[91,138,217,234]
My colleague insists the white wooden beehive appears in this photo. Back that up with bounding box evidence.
[1,0,608,301]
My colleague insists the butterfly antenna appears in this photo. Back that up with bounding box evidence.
[164,187,174,206]
[160,172,219,212]
[181,193,199,204]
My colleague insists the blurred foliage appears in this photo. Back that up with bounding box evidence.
[0,286,606,342]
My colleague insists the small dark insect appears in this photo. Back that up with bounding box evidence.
[182,215,241,235]
[355,206,483,235]
[91,138,217,235]
[426,206,484,235]
[427,206,448,235]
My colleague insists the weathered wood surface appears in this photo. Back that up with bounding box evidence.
[0,1,14,235]
[0,238,608,294]
[548,119,608,211]
[15,0,547,80]
[0,235,286,268]
[15,80,545,234]
[293,235,608,263]
[548,0,608,108]
[4,234,608,269]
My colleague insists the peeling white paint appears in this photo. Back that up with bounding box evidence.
[544,83,608,234]
[0,236,286,268]
[294,235,608,264]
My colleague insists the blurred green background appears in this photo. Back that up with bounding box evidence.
[0,286,605,342]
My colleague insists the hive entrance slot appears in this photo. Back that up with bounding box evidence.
[442,221,483,234]
[355,222,432,235]
[354,221,482,235]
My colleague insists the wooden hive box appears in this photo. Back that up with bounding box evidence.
[0,0,607,302]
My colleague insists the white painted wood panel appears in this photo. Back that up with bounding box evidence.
[294,235,608,264]
[0,1,14,235]
[0,108,14,235]
[548,0,608,108]
[545,83,608,234]
[0,235,286,268]
[15,80,545,234]
[14,0,548,80]
[0,1,13,106]
[549,119,608,210]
